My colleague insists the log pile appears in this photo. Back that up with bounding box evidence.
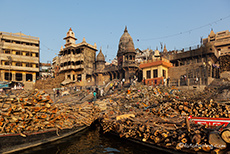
[152,99,230,118]
[99,84,230,153]
[0,90,101,135]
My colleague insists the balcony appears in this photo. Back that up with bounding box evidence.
[2,42,39,52]
[59,54,84,64]
[59,64,84,72]
[0,54,39,63]
[122,61,138,68]
[215,38,230,46]
[0,65,39,72]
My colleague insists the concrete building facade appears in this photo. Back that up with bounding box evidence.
[58,28,97,86]
[165,43,219,86]
[203,29,230,56]
[0,31,39,89]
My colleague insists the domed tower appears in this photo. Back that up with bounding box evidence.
[95,49,106,86]
[117,26,138,82]
[96,49,105,71]
[64,28,77,47]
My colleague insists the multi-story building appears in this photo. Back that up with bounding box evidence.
[203,29,230,56]
[51,56,60,77]
[165,43,220,86]
[58,28,97,86]
[0,31,39,89]
[203,29,230,75]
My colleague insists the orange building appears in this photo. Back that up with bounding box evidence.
[139,50,172,85]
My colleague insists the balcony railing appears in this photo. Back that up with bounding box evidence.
[2,42,39,52]
[0,65,39,72]
[0,31,39,40]
[122,61,138,67]
[140,57,171,64]
[0,54,39,63]
[59,54,84,64]
[59,64,84,71]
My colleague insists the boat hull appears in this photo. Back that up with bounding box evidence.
[0,126,88,154]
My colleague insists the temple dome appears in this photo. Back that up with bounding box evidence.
[96,49,105,62]
[117,26,135,56]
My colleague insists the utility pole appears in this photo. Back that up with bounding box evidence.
[7,56,12,81]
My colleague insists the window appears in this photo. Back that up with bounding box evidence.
[4,61,10,65]
[26,74,32,81]
[146,70,151,79]
[16,51,20,55]
[153,69,158,78]
[77,74,82,81]
[16,62,22,66]
[5,72,12,80]
[16,73,22,81]
[162,70,166,78]
[5,50,10,54]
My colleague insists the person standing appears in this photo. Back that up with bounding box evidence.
[164,78,166,86]
[167,76,170,87]
[56,89,60,97]
[93,91,97,103]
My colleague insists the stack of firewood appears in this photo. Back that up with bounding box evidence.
[100,114,222,152]
[0,90,100,135]
[99,84,230,153]
[152,99,230,118]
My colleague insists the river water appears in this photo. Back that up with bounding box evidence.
[17,127,169,154]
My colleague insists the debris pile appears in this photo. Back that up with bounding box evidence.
[0,90,100,135]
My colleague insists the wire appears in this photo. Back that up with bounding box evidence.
[139,14,230,41]
[40,43,58,52]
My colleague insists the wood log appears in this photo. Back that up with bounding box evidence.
[220,127,230,143]
[209,131,226,150]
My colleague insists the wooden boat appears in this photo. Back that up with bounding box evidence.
[102,130,195,154]
[0,125,88,154]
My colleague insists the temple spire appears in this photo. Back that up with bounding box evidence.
[124,26,128,32]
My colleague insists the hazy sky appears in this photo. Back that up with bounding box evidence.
[1,0,230,63]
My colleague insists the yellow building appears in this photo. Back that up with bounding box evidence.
[139,50,172,85]
[0,32,40,89]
